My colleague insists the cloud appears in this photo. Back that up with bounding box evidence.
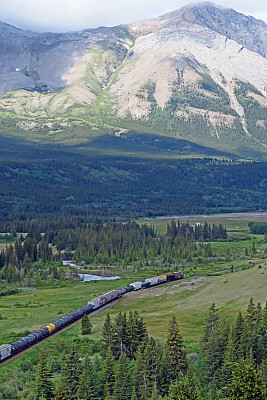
[0,0,266,32]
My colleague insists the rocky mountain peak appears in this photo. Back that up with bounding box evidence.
[161,2,267,57]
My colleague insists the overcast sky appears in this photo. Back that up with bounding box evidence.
[0,0,266,32]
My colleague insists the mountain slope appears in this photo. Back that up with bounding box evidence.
[0,2,266,159]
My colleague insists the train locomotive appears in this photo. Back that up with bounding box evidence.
[0,271,183,362]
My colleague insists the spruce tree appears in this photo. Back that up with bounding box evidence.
[232,311,244,359]
[168,368,201,400]
[114,312,127,357]
[126,311,147,359]
[113,353,132,400]
[143,337,161,399]
[167,316,188,380]
[102,314,115,354]
[35,353,55,400]
[227,360,266,400]
[61,346,81,400]
[82,355,99,400]
[81,314,92,335]
[77,369,93,400]
[103,347,116,398]
[201,304,224,382]
[158,347,172,396]
[132,346,146,400]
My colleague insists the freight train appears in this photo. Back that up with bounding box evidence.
[0,271,183,362]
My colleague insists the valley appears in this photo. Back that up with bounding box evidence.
[0,2,266,399]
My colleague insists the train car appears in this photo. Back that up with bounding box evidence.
[0,344,11,361]
[82,304,94,314]
[129,281,142,290]
[157,275,167,284]
[33,329,46,341]
[24,333,37,345]
[45,323,56,334]
[166,273,176,282]
[118,287,127,296]
[125,285,134,293]
[174,271,183,280]
[145,277,159,286]
[141,280,150,289]
[101,290,120,303]
[88,296,101,309]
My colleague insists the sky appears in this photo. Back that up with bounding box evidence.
[0,0,266,32]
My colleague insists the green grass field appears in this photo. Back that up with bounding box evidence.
[0,263,266,375]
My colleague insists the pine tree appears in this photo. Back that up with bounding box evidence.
[103,347,116,398]
[143,337,161,399]
[158,347,172,396]
[242,298,257,360]
[132,346,146,400]
[77,369,93,400]
[102,314,115,354]
[113,353,132,400]
[61,346,81,400]
[168,368,201,400]
[232,312,244,359]
[126,311,148,359]
[114,312,127,357]
[167,316,188,380]
[82,355,99,400]
[201,304,224,382]
[227,360,266,399]
[81,314,92,335]
[35,353,55,400]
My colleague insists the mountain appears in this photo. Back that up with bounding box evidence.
[0,2,266,159]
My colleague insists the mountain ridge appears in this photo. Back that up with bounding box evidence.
[0,2,266,159]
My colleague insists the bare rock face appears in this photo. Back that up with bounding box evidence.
[0,2,266,156]
[0,22,131,93]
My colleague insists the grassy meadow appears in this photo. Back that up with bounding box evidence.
[0,211,267,371]
[0,263,266,376]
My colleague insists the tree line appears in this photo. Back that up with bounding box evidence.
[10,299,266,400]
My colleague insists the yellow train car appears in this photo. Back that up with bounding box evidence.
[45,323,56,334]
[158,275,167,283]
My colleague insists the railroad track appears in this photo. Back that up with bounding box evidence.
[0,299,120,366]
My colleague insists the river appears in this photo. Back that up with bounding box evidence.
[62,261,120,282]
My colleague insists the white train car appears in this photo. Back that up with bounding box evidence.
[0,344,12,361]
[145,277,159,286]
[130,281,142,290]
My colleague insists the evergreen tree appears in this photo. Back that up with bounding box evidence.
[158,347,172,396]
[201,304,225,382]
[102,314,115,354]
[168,368,201,400]
[82,356,99,400]
[227,360,266,400]
[242,298,257,360]
[232,312,244,359]
[114,312,127,357]
[167,316,188,380]
[113,353,132,400]
[77,369,93,400]
[81,314,92,335]
[143,337,161,399]
[132,345,146,400]
[103,347,116,398]
[126,311,148,359]
[61,346,81,400]
[35,353,55,400]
